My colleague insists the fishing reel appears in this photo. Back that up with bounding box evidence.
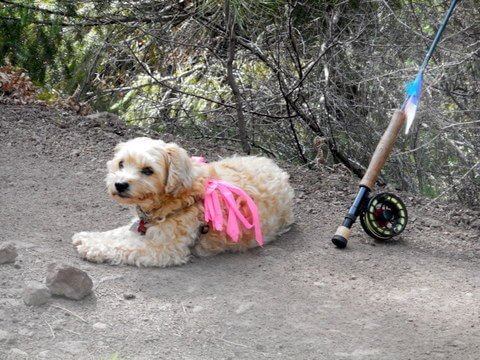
[359,192,408,241]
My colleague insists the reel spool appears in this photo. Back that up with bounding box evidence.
[360,193,408,241]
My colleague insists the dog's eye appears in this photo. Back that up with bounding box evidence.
[141,167,154,176]
[119,160,124,169]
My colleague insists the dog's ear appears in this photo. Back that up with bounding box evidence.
[114,141,126,152]
[164,143,194,195]
[106,159,113,171]
[106,142,126,171]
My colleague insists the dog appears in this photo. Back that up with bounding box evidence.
[72,137,294,267]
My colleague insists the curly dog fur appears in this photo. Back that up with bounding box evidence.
[72,137,294,267]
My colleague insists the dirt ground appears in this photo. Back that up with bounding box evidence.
[1,103,479,360]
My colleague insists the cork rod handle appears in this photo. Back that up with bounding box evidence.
[360,110,406,189]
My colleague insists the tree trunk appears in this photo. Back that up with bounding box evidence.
[224,0,251,154]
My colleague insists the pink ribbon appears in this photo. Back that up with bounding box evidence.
[191,156,206,164]
[204,179,263,246]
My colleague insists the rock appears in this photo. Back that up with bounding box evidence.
[235,302,254,314]
[51,319,64,331]
[86,112,123,133]
[37,350,50,359]
[192,305,204,313]
[92,322,107,330]
[86,111,121,123]
[123,293,136,300]
[8,348,28,359]
[17,329,34,337]
[23,281,51,306]
[0,329,11,342]
[0,242,18,264]
[423,218,443,229]
[471,218,480,230]
[45,263,93,300]
[55,341,88,356]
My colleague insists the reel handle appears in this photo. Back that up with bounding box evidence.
[360,110,406,189]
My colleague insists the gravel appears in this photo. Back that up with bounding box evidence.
[0,103,479,360]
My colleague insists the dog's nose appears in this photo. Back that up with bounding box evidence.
[115,182,129,193]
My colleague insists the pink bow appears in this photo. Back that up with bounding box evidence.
[204,179,263,246]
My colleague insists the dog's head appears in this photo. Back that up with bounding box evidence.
[105,137,195,205]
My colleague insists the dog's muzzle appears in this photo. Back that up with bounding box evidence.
[115,182,130,194]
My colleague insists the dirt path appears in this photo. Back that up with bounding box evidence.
[1,104,479,360]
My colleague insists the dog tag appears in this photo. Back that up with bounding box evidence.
[130,220,141,233]
[130,220,147,235]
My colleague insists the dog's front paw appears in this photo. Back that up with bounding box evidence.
[72,231,90,246]
[75,242,108,264]
[72,233,107,263]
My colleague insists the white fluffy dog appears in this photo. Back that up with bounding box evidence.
[72,137,294,267]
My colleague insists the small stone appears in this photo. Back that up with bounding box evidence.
[471,219,480,229]
[0,329,11,342]
[17,329,34,337]
[123,293,136,300]
[52,319,64,330]
[350,276,357,280]
[256,344,266,352]
[55,341,88,356]
[235,302,254,314]
[192,306,204,313]
[0,242,18,264]
[8,348,28,359]
[37,350,50,359]
[23,281,51,306]
[92,322,107,330]
[45,263,93,300]
[423,218,442,229]
[448,340,466,348]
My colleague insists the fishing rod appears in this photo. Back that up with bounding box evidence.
[332,0,459,248]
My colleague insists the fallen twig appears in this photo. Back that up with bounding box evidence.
[44,320,55,339]
[50,305,88,324]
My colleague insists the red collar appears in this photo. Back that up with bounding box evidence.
[129,206,149,235]
[137,219,147,235]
